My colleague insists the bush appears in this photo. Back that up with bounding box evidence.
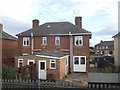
[102,66,120,73]
[64,75,68,78]
[2,65,18,80]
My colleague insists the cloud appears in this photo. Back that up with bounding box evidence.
[0,0,119,46]
[0,16,31,36]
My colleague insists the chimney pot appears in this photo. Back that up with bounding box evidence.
[32,19,39,28]
[0,23,3,32]
[101,40,103,43]
[75,16,82,27]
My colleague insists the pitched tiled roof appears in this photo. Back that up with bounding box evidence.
[16,51,69,58]
[95,41,114,46]
[16,22,91,36]
[33,51,69,57]
[0,31,17,41]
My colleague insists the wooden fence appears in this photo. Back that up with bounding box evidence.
[1,79,120,90]
[2,79,82,89]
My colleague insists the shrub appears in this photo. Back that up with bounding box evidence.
[102,66,120,73]
[64,75,68,78]
[2,65,18,80]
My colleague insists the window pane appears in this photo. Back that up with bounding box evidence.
[75,36,83,45]
[19,62,23,67]
[40,62,45,70]
[55,37,60,45]
[29,62,34,65]
[51,61,55,62]
[43,37,47,45]
[51,63,55,68]
[23,37,30,46]
[81,57,85,64]
[27,40,29,45]
[74,57,79,64]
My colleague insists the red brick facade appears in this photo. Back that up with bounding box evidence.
[2,39,18,66]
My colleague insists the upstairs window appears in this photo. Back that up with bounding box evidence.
[103,46,105,49]
[97,46,99,49]
[42,37,47,45]
[55,37,60,45]
[23,37,30,46]
[75,36,83,46]
[106,46,108,49]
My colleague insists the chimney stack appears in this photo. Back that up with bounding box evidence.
[0,23,3,32]
[75,16,82,27]
[32,19,39,28]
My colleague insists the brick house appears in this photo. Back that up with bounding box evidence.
[0,24,18,66]
[15,17,92,80]
[113,32,120,66]
[94,40,114,56]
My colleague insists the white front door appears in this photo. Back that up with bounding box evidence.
[73,56,86,72]
[39,60,46,80]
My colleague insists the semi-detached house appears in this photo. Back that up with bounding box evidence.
[15,16,92,80]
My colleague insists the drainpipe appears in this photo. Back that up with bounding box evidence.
[31,33,34,54]
[69,32,73,73]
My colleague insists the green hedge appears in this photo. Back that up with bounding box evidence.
[2,65,18,80]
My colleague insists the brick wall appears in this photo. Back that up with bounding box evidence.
[18,35,90,72]
[18,35,89,55]
[2,39,18,66]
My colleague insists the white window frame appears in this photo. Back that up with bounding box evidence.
[18,59,23,67]
[103,46,104,49]
[55,37,60,45]
[23,53,29,56]
[106,46,108,49]
[42,37,47,45]
[97,46,99,49]
[50,60,56,69]
[23,37,30,46]
[66,56,69,66]
[27,60,35,65]
[73,56,86,65]
[75,36,83,46]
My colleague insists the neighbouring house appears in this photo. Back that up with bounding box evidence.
[0,24,18,66]
[94,40,114,56]
[15,16,92,80]
[113,32,120,66]
[90,46,95,55]
[93,56,114,68]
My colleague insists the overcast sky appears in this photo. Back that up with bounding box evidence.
[0,0,119,46]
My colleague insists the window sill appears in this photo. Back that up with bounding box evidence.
[23,45,30,46]
[50,68,56,70]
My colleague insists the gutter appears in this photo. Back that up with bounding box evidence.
[69,32,73,73]
[49,33,91,36]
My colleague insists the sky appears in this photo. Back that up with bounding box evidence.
[0,0,119,46]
